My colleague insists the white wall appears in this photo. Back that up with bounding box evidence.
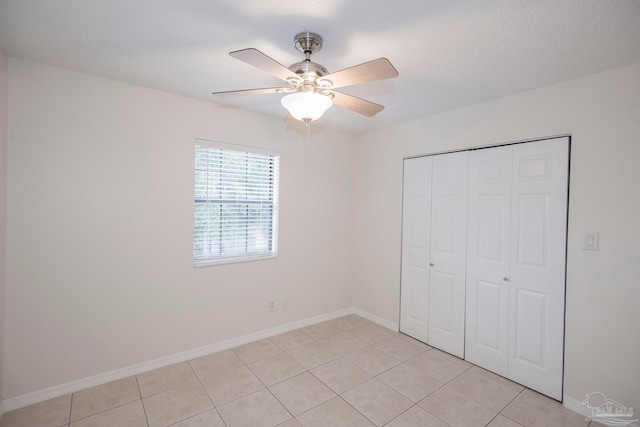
[5,55,639,416]
[4,58,356,398]
[353,63,640,413]
[0,49,7,402]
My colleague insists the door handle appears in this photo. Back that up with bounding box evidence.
[503,277,509,282]
[430,263,434,267]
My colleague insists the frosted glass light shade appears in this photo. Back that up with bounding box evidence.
[281,92,333,122]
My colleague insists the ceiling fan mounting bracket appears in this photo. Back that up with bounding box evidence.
[294,32,323,59]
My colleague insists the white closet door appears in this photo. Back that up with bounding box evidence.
[508,137,568,400]
[400,156,432,342]
[428,151,468,358]
[465,146,513,375]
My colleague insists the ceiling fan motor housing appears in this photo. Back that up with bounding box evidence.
[289,61,329,79]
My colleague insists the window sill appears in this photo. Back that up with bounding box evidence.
[193,253,278,268]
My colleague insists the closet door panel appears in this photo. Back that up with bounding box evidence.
[431,271,455,334]
[465,146,512,375]
[508,137,568,400]
[428,151,468,358]
[400,156,432,342]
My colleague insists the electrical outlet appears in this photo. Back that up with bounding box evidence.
[282,299,290,310]
[268,299,276,312]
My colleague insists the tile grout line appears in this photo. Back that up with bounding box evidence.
[214,337,296,423]
[339,394,379,427]
[411,400,454,427]
[133,376,150,427]
[386,402,417,425]
[263,374,301,423]
[65,399,142,424]
[425,407,452,427]
[497,388,528,427]
[187,355,231,426]
[342,376,413,426]
[67,393,73,427]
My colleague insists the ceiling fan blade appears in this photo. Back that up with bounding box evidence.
[320,58,398,89]
[230,48,300,82]
[329,91,385,117]
[212,87,287,98]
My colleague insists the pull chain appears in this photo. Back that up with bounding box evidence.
[304,118,310,168]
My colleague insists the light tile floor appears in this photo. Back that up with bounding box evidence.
[1,315,597,427]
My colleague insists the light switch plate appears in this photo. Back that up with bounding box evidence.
[583,232,599,251]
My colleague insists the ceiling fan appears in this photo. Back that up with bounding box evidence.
[212,32,399,124]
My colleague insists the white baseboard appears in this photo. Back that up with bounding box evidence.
[20,307,635,426]
[564,395,595,420]
[352,307,399,332]
[2,306,386,414]
[564,395,639,427]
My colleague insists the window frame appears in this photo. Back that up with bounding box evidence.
[193,139,279,267]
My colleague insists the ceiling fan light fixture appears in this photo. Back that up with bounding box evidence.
[281,91,333,122]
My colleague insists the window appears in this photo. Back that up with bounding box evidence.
[194,139,279,266]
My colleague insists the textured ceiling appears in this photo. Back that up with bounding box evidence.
[1,0,639,134]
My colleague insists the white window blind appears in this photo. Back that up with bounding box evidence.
[194,139,279,266]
